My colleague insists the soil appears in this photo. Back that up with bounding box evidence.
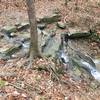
[0,0,100,99]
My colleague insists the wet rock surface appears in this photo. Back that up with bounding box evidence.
[0,21,100,82]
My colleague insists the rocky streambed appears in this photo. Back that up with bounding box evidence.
[0,13,100,85]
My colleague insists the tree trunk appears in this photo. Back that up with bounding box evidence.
[26,0,41,66]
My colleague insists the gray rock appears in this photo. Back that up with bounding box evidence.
[16,22,30,31]
[37,23,46,30]
[4,44,22,56]
[68,32,92,39]
[67,28,92,39]
[38,14,61,24]
[10,32,17,37]
[0,44,22,60]
[15,22,21,27]
[57,21,66,29]
[52,8,60,14]
[41,34,61,57]
[1,26,17,37]
[94,58,100,71]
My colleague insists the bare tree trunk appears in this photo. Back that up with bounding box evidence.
[26,0,41,67]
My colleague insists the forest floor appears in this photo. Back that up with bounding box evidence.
[0,0,100,100]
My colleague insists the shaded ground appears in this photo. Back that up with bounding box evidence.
[0,0,100,99]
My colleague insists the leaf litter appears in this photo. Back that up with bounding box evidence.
[0,0,100,100]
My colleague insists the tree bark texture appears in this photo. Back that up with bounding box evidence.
[26,0,40,60]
